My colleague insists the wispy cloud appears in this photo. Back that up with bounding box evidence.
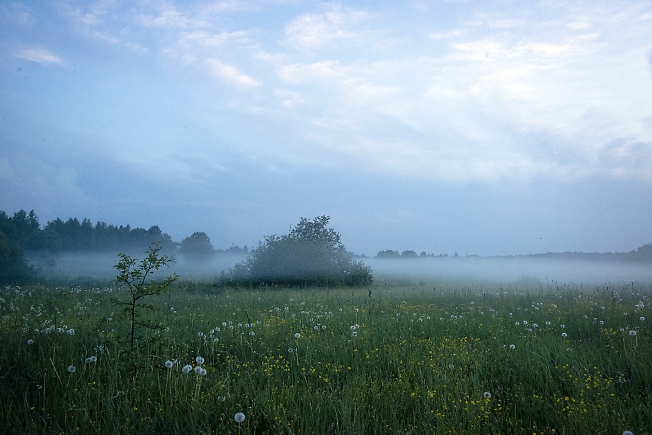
[206,59,259,87]
[14,48,63,65]
[284,8,369,51]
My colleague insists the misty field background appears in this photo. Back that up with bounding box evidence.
[1,279,650,434]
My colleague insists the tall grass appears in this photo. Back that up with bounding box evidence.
[0,280,650,434]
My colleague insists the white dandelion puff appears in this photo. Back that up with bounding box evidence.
[196,356,205,364]
[164,360,174,369]
[182,364,192,374]
[295,333,301,339]
[483,392,491,399]
[509,344,516,350]
[27,339,34,345]
[68,365,76,373]
[562,332,568,338]
[629,330,637,337]
[234,412,245,423]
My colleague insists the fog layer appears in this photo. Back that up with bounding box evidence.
[365,257,652,285]
[28,252,652,285]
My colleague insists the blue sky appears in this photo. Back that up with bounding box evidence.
[1,0,651,256]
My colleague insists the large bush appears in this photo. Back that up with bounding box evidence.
[180,232,215,262]
[226,216,372,287]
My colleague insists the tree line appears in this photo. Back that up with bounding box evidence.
[0,210,175,253]
[375,246,652,263]
[0,209,249,284]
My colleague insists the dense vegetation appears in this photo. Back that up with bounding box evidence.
[0,210,222,283]
[0,279,650,434]
[225,216,373,287]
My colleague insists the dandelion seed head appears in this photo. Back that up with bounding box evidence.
[182,364,192,374]
[68,365,76,373]
[484,392,491,399]
[27,339,34,345]
[629,330,637,337]
[165,360,174,369]
[234,412,246,423]
[295,333,301,339]
[196,356,205,364]
[562,332,568,338]
[509,344,515,350]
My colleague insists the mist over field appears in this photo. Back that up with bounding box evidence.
[28,251,249,281]
[28,250,652,286]
[366,257,652,285]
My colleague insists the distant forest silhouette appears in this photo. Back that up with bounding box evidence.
[0,209,247,255]
[374,246,652,263]
[1,208,650,265]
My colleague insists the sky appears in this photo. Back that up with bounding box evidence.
[1,0,651,257]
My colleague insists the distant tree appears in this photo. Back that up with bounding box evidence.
[180,232,215,262]
[0,230,34,284]
[420,251,427,258]
[226,216,372,287]
[627,243,652,262]
[223,245,248,255]
[376,250,400,259]
[401,250,418,259]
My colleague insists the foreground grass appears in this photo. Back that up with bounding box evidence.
[0,279,650,434]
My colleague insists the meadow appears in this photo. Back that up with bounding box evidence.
[1,278,650,434]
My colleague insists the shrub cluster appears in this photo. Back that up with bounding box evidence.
[224,216,372,287]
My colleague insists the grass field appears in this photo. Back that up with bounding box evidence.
[1,279,650,434]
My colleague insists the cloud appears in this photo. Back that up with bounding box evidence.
[430,29,463,40]
[2,2,35,26]
[14,48,63,65]
[284,8,368,50]
[206,59,259,87]
[274,89,305,107]
[136,3,206,28]
[177,30,248,49]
